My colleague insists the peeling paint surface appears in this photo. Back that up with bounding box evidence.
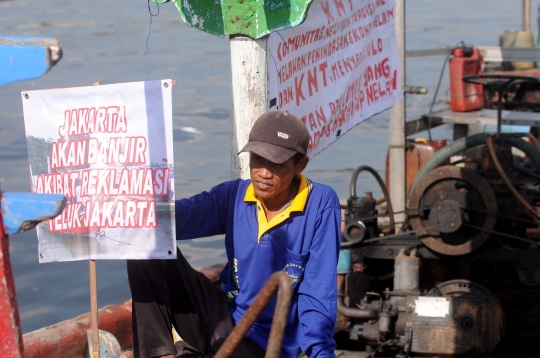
[167,0,314,39]
[0,36,63,86]
[1,192,66,235]
[0,221,24,357]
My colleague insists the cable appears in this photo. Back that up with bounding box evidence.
[436,0,445,48]
[350,166,395,230]
[351,206,433,223]
[368,337,399,358]
[465,206,539,226]
[145,0,160,81]
[485,134,540,223]
[361,226,436,244]
[461,223,540,245]
[427,51,452,141]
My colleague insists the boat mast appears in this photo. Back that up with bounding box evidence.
[388,0,406,232]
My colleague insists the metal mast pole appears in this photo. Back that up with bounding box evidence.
[230,36,269,179]
[523,0,531,32]
[388,0,406,232]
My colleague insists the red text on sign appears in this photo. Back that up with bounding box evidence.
[58,106,127,137]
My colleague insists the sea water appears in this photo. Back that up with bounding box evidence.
[0,0,528,333]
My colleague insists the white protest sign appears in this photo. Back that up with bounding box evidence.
[269,0,403,157]
[22,80,176,262]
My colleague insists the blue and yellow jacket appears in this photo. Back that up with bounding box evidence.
[176,174,341,358]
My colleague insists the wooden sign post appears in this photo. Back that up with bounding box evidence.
[89,260,99,358]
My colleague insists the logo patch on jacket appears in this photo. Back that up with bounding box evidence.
[283,263,305,284]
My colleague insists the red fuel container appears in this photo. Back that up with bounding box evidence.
[449,47,484,112]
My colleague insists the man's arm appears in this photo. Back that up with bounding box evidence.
[298,198,341,357]
[175,179,241,240]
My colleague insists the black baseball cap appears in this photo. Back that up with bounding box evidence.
[239,110,309,164]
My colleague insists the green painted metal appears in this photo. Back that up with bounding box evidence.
[157,0,314,39]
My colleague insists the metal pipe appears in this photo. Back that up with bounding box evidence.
[215,271,292,358]
[393,248,420,292]
[524,0,531,32]
[388,0,406,233]
[337,297,379,319]
[350,165,395,229]
[23,301,133,358]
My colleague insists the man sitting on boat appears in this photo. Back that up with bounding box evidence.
[127,110,341,358]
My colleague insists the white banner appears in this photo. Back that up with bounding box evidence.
[22,80,176,262]
[269,0,403,157]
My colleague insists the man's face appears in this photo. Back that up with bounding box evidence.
[249,153,308,202]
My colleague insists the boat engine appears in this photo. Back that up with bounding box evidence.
[338,133,540,357]
[342,277,503,358]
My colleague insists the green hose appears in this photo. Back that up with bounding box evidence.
[409,133,540,196]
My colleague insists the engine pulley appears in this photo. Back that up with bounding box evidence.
[408,166,498,255]
[342,221,367,245]
[428,200,463,234]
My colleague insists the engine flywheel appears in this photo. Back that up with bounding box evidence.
[408,166,498,255]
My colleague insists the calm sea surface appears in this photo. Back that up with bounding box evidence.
[0,0,529,333]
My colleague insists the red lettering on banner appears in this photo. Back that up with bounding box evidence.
[79,168,170,197]
[35,171,80,199]
[363,57,391,87]
[308,115,317,131]
[295,74,306,105]
[322,73,366,141]
[321,1,335,24]
[87,136,147,166]
[49,202,84,231]
[334,0,346,17]
[307,67,318,96]
[314,107,327,128]
[277,13,388,83]
[50,200,157,231]
[58,106,127,137]
[319,62,329,86]
[278,1,392,61]
[273,0,400,158]
[359,89,365,108]
[50,139,87,169]
[304,107,330,151]
[364,67,397,105]
[279,86,294,108]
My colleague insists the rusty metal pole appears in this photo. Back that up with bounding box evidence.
[0,207,24,358]
[215,272,292,358]
[523,0,531,32]
[0,192,65,358]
